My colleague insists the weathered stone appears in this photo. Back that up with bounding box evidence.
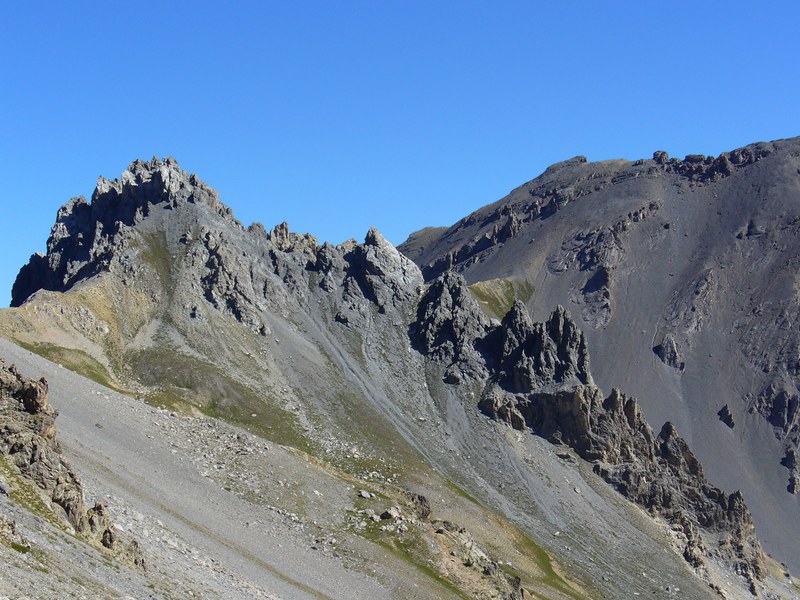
[654,333,685,371]
[405,492,431,521]
[410,271,492,380]
[653,150,670,165]
[0,358,144,569]
[718,405,735,429]
[380,506,401,520]
[473,304,765,584]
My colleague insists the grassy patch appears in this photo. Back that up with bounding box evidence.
[507,526,588,600]
[468,278,534,319]
[516,280,534,303]
[0,455,64,530]
[130,346,313,452]
[201,396,311,454]
[444,481,483,507]
[358,524,470,599]
[10,541,31,554]
[392,536,471,600]
[15,341,120,391]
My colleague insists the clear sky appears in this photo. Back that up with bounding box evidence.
[1,1,798,306]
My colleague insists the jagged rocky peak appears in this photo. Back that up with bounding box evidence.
[77,157,233,238]
[197,217,425,334]
[496,302,592,392]
[344,227,424,311]
[265,221,319,254]
[412,288,593,389]
[11,157,236,306]
[497,300,533,355]
[480,299,626,459]
[93,157,230,215]
[410,271,493,381]
[40,159,426,332]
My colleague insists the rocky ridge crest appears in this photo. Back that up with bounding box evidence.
[402,141,782,281]
[11,157,235,307]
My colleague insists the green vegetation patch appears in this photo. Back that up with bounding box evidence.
[0,455,64,530]
[15,341,119,391]
[444,481,483,507]
[468,278,534,319]
[507,528,589,600]
[392,535,470,599]
[357,524,469,599]
[10,541,31,553]
[129,346,312,452]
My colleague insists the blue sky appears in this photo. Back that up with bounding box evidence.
[1,1,798,306]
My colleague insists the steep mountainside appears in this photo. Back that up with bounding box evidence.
[400,137,800,574]
[1,157,797,598]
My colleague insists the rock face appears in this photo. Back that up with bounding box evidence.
[653,333,685,371]
[718,405,735,429]
[409,271,492,382]
[754,382,800,494]
[650,146,774,182]
[491,302,592,394]
[0,358,143,566]
[596,421,764,589]
[546,204,660,328]
[12,158,233,307]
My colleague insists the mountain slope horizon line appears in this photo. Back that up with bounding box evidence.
[16,134,796,307]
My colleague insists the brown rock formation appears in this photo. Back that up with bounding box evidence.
[0,358,144,567]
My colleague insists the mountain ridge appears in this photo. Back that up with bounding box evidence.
[1,151,798,597]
